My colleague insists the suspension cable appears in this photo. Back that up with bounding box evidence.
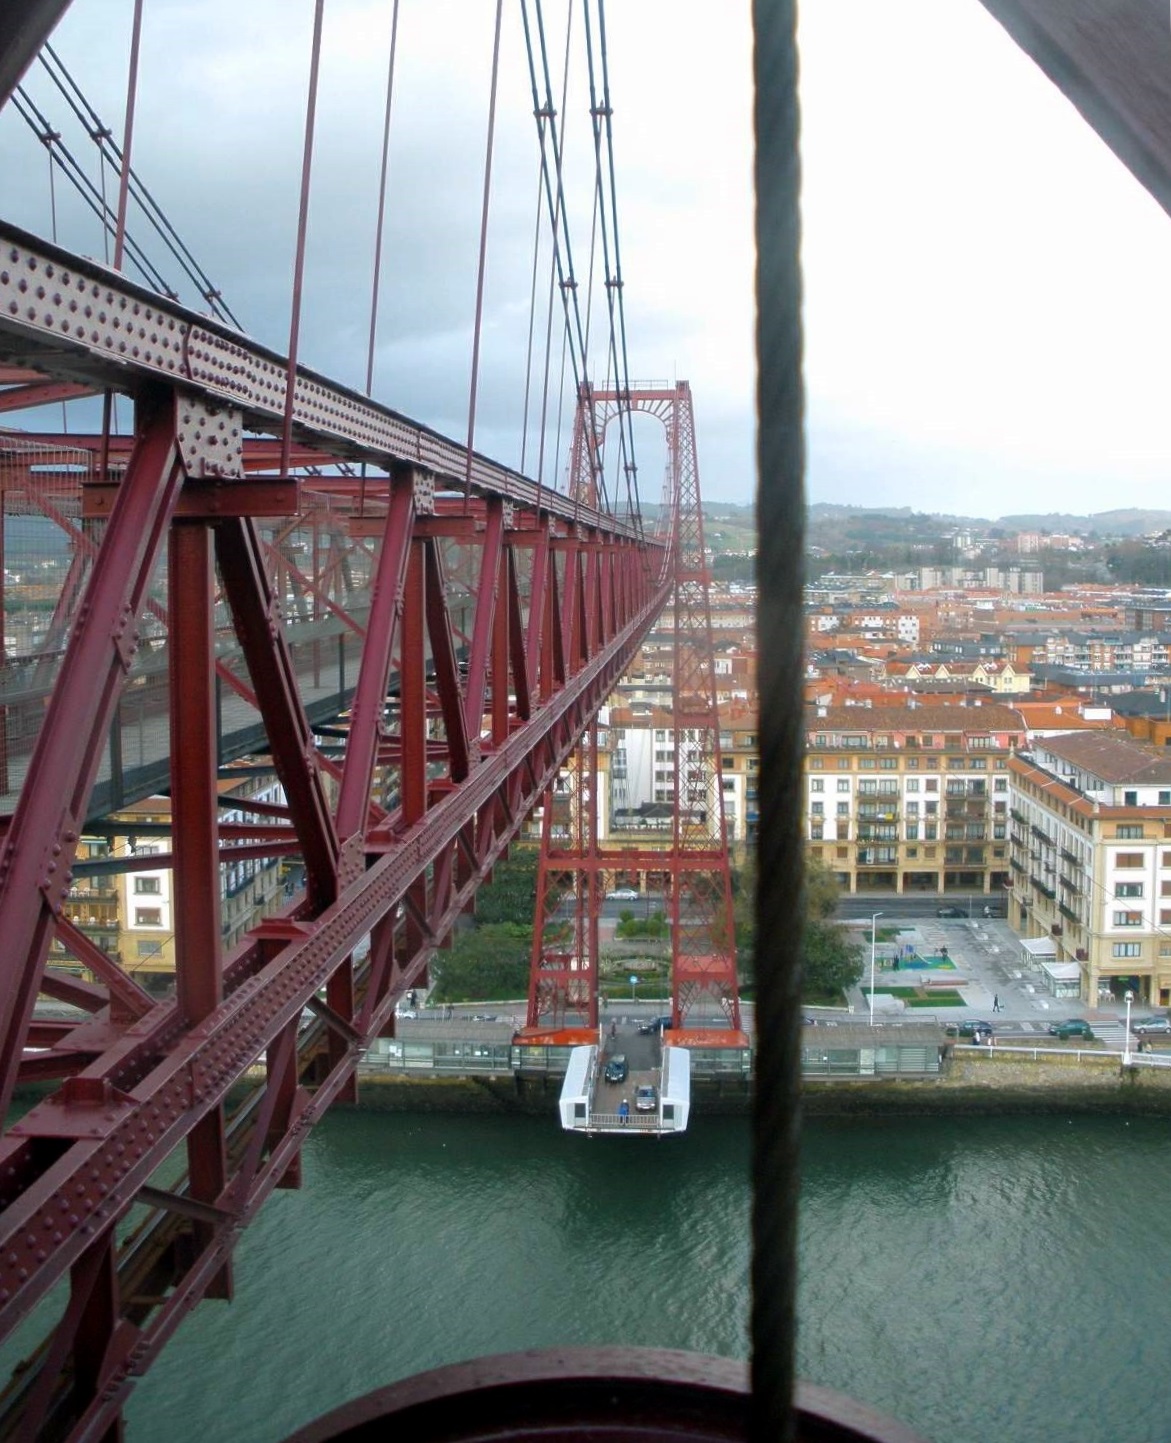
[583,0,640,523]
[520,1,609,510]
[12,88,170,295]
[532,0,575,503]
[281,0,327,479]
[364,0,401,397]
[30,43,242,325]
[462,0,506,509]
[111,0,143,272]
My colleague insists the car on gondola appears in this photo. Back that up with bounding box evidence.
[604,1054,628,1084]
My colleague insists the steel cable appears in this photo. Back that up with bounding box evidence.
[750,2,806,1440]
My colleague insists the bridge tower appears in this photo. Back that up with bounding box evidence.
[522,383,744,1044]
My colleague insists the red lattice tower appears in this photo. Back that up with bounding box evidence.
[523,383,742,1043]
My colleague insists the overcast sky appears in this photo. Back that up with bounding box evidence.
[3,1,1171,520]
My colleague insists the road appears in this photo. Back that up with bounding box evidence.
[835,895,1006,921]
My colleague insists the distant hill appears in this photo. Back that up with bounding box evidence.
[996,510,1171,537]
[807,503,1171,538]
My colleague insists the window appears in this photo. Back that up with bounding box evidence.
[809,757,824,770]
[1163,851,1171,868]
[1161,942,1171,958]
[1124,791,1138,806]
[1161,910,1171,926]
[136,940,163,958]
[1113,911,1143,927]
[1113,942,1141,958]
[134,877,161,895]
[810,779,824,792]
[1117,825,1144,840]
[994,778,1008,792]
[879,757,898,769]
[906,825,919,840]
[1161,792,1171,806]
[134,908,162,928]
[906,847,918,858]
[721,757,734,769]
[1115,883,1144,898]
[925,779,938,792]
[948,758,965,770]
[906,779,919,792]
[837,780,850,792]
[837,758,851,770]
[858,758,876,769]
[836,802,849,816]
[925,825,937,841]
[904,758,919,769]
[811,803,824,816]
[906,802,920,815]
[810,826,823,840]
[1116,853,1145,869]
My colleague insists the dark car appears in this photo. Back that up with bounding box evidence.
[936,906,966,918]
[945,1019,993,1040]
[1048,1018,1094,1041]
[634,1084,657,1112]
[1132,1016,1171,1036]
[603,1054,628,1084]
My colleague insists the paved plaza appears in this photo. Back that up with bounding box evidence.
[818,911,1145,1048]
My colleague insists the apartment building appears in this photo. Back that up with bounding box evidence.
[49,775,288,995]
[1008,731,1171,1005]
[605,705,758,847]
[804,704,1027,896]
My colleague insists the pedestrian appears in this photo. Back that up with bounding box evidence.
[993,994,1000,1013]
[610,1020,617,1038]
[893,956,900,972]
[618,1098,630,1126]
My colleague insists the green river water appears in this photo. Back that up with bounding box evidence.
[121,1109,1171,1443]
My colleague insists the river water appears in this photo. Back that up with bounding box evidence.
[124,1108,1171,1443]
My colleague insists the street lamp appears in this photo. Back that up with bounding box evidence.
[1124,988,1134,1064]
[869,912,883,1027]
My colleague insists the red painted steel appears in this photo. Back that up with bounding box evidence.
[0,388,667,1439]
[525,385,742,1038]
[0,31,680,1437]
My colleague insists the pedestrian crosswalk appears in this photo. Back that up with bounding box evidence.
[1086,1018,1129,1050]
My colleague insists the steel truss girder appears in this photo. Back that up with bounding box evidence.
[0,365,669,1437]
[0,222,644,541]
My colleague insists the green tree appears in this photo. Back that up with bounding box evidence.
[430,922,532,1003]
[472,846,538,925]
[802,918,863,1003]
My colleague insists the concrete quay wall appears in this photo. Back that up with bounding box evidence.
[351,1054,1171,1117]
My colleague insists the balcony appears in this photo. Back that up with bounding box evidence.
[1060,847,1079,867]
[1010,807,1027,825]
[1030,823,1055,846]
[1030,875,1057,900]
[1010,857,1025,873]
[1058,901,1080,924]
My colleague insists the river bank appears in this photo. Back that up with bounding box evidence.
[351,1048,1171,1117]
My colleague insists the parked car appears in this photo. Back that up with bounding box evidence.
[1132,1016,1171,1036]
[604,1054,628,1084]
[1048,1019,1094,1041]
[608,888,640,901]
[634,1084,657,1112]
[936,906,966,918]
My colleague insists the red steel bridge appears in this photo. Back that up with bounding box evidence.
[0,4,743,1437]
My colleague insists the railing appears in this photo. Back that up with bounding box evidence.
[586,1110,659,1130]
